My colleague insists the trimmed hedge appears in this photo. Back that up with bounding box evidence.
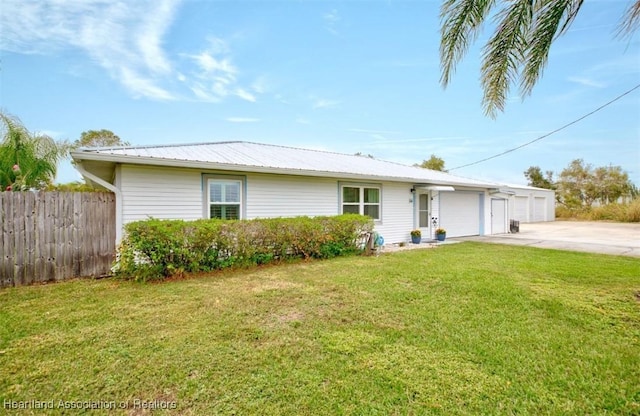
[114,214,374,281]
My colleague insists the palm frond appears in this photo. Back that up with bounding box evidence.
[522,0,584,98]
[555,0,584,36]
[440,0,497,87]
[0,111,67,189]
[617,0,640,38]
[480,0,533,117]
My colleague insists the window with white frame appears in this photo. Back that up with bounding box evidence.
[208,178,242,220]
[341,185,381,220]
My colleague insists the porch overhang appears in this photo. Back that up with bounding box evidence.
[412,185,456,192]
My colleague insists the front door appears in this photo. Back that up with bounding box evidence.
[418,192,430,238]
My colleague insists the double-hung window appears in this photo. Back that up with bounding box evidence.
[208,178,242,220]
[341,185,381,220]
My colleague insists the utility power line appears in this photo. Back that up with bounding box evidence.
[449,83,640,171]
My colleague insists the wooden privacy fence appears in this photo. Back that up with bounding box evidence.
[1,191,116,287]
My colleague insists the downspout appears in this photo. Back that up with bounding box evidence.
[74,162,123,244]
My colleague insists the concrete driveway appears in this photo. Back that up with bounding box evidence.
[456,221,640,257]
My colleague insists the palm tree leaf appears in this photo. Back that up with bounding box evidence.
[480,0,533,117]
[440,0,497,87]
[0,111,66,189]
[617,0,640,38]
[521,0,583,98]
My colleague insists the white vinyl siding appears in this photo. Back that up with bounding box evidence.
[374,182,414,243]
[119,165,202,225]
[245,174,338,218]
[116,164,453,244]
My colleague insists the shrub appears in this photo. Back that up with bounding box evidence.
[114,214,373,281]
[555,199,640,222]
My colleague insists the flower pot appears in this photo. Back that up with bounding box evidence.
[436,233,446,242]
[411,235,421,244]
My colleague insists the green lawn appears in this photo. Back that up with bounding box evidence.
[1,243,639,415]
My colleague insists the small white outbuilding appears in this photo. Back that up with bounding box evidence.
[504,184,556,223]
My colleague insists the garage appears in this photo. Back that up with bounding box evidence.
[513,196,528,222]
[505,186,555,223]
[439,192,482,237]
[533,197,546,222]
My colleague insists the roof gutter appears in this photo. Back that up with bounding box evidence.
[74,161,123,244]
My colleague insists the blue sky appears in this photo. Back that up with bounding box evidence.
[1,0,639,186]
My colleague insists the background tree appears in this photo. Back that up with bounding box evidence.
[524,166,555,189]
[64,129,128,191]
[555,159,635,208]
[440,0,640,117]
[556,159,595,208]
[415,154,446,171]
[525,160,635,209]
[74,129,128,148]
[592,165,633,204]
[46,181,99,192]
[0,111,69,191]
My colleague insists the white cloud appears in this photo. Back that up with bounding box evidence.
[567,76,606,88]
[251,76,269,94]
[191,51,237,75]
[135,0,176,75]
[182,37,264,103]
[296,117,311,124]
[226,117,260,123]
[312,98,340,109]
[190,85,221,102]
[1,0,180,100]
[119,67,175,100]
[235,88,257,102]
[0,0,265,103]
[323,9,340,35]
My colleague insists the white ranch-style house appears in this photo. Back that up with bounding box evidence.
[70,141,554,244]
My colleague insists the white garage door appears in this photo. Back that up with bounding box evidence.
[439,192,481,237]
[513,196,528,222]
[533,197,546,222]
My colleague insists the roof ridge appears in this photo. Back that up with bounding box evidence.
[80,140,245,152]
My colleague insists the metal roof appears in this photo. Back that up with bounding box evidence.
[71,141,501,188]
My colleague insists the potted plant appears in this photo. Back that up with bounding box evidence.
[410,229,422,244]
[435,227,447,242]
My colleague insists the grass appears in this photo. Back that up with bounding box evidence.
[1,242,639,415]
